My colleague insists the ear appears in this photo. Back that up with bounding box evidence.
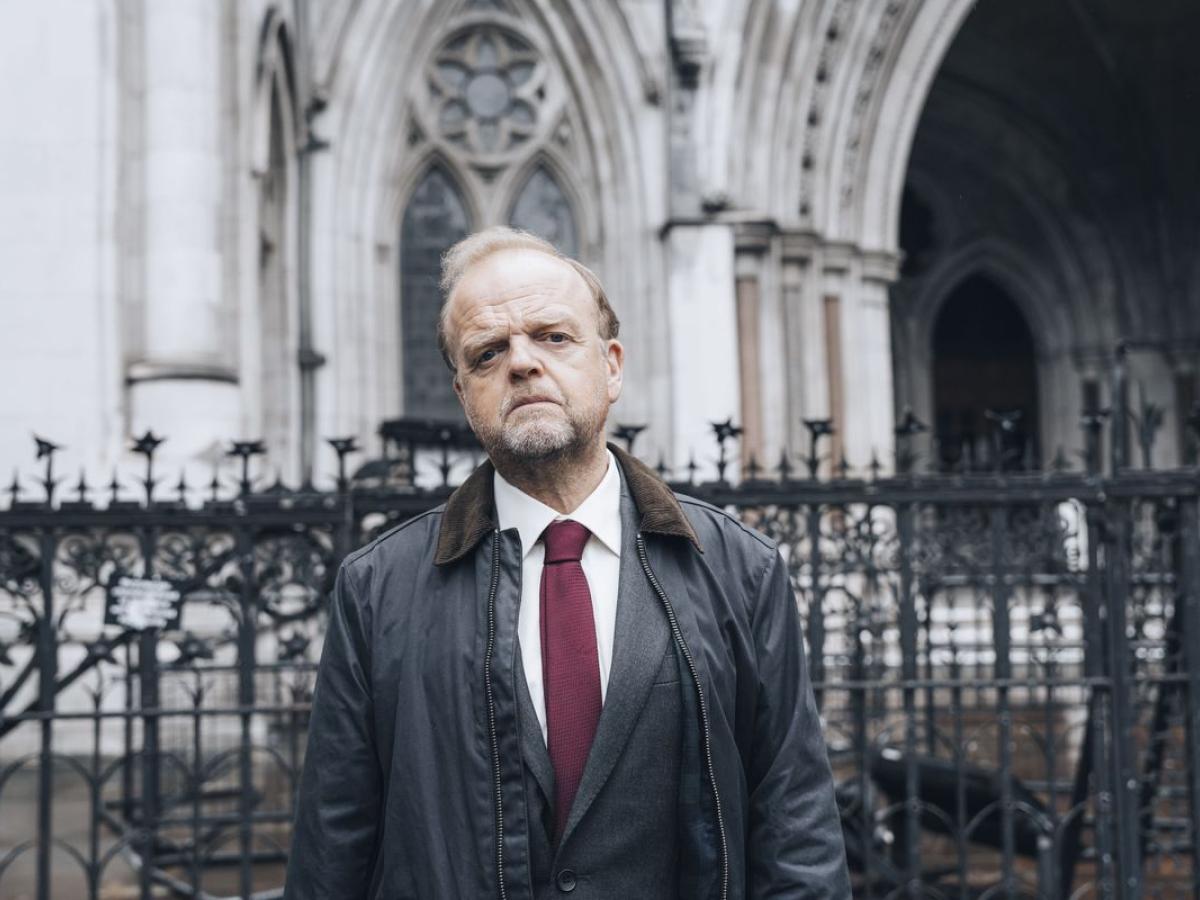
[453,374,464,404]
[604,339,624,403]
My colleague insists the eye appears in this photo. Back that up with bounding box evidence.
[544,332,568,344]
[474,347,500,367]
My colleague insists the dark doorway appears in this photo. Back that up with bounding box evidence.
[932,275,1039,471]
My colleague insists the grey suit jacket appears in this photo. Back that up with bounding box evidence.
[517,472,684,897]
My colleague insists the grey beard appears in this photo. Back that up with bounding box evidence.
[497,416,577,459]
[468,405,606,479]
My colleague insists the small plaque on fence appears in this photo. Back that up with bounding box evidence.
[105,576,183,631]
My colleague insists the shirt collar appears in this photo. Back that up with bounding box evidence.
[493,449,621,558]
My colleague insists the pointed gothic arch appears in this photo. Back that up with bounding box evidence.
[318,0,662,448]
[505,156,580,256]
[251,10,303,480]
[930,274,1039,471]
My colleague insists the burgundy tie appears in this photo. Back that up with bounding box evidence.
[540,519,601,841]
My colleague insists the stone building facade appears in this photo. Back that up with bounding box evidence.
[3,0,1198,486]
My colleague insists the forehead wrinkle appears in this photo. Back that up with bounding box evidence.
[447,250,596,355]
[457,296,584,339]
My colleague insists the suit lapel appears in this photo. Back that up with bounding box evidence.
[514,642,555,805]
[558,481,670,847]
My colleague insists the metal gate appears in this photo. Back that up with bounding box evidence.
[2,389,1198,898]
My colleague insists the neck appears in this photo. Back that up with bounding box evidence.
[492,440,609,514]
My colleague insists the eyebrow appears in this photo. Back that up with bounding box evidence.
[460,313,584,358]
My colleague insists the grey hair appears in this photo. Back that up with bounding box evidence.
[437,226,619,372]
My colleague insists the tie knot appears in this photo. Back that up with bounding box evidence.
[542,519,590,564]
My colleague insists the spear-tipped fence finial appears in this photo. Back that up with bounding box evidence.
[327,437,360,493]
[710,418,742,483]
[33,434,62,505]
[612,423,647,456]
[777,449,793,482]
[802,418,834,479]
[435,426,455,488]
[836,454,851,480]
[74,468,90,504]
[130,430,165,504]
[655,453,670,481]
[1080,408,1110,476]
[894,408,928,475]
[227,440,267,495]
[745,453,761,482]
[1130,382,1164,469]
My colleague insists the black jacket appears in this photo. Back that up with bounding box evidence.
[284,445,850,899]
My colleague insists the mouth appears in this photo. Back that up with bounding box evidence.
[508,396,558,413]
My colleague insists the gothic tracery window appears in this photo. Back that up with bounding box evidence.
[399,3,589,421]
[432,26,545,158]
[401,167,470,420]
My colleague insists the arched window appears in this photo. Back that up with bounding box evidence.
[259,82,293,465]
[509,165,578,257]
[395,5,596,424]
[932,274,1039,471]
[400,166,471,419]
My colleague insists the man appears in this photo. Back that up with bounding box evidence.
[284,227,850,898]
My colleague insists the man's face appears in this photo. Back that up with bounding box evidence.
[447,248,623,464]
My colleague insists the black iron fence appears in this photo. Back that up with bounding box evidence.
[2,360,1200,898]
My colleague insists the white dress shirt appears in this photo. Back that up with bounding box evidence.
[493,450,622,743]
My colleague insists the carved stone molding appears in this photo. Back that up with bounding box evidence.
[838,0,912,213]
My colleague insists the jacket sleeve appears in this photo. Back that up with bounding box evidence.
[284,562,382,899]
[745,549,851,898]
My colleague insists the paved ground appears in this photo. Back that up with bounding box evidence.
[0,767,287,899]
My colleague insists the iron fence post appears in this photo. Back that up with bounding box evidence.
[806,505,825,709]
[35,528,56,900]
[1104,496,1142,898]
[237,518,258,899]
[897,501,921,896]
[989,504,1017,898]
[1178,496,1200,898]
[137,526,161,900]
[1067,501,1115,897]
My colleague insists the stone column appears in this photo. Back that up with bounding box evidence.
[734,222,774,467]
[127,0,238,465]
[842,252,900,473]
[664,224,740,477]
[779,232,830,460]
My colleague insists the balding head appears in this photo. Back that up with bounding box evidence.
[437,226,619,372]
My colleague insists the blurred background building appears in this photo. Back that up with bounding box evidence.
[2,0,1198,479]
[4,3,1200,896]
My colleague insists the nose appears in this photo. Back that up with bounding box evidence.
[506,335,543,379]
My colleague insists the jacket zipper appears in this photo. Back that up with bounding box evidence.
[483,530,508,900]
[636,533,729,900]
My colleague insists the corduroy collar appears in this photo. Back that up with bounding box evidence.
[433,442,702,566]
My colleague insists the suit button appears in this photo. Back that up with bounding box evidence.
[555,869,577,892]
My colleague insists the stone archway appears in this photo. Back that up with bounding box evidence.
[305,0,670,468]
[891,0,1200,469]
[722,0,1200,472]
[722,0,979,473]
[931,275,1039,471]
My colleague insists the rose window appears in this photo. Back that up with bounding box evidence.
[430,26,545,156]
